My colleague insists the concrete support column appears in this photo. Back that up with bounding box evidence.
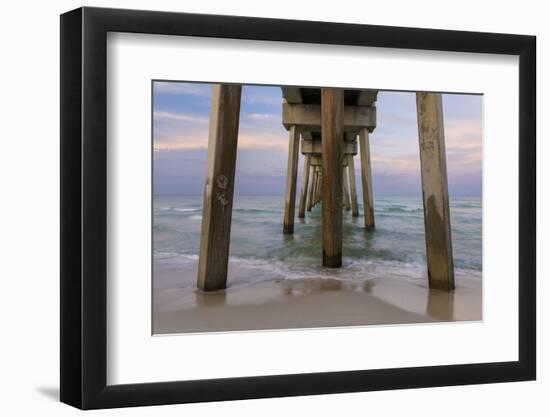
[343,166,351,210]
[283,125,300,233]
[197,84,242,291]
[317,173,323,205]
[416,92,455,291]
[318,173,323,205]
[359,128,375,229]
[298,155,310,218]
[307,167,315,211]
[321,88,344,267]
[348,156,360,217]
[314,171,322,206]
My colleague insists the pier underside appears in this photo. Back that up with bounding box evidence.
[197,85,455,292]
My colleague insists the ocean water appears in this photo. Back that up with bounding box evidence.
[153,195,482,289]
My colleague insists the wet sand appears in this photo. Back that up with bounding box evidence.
[153,268,482,334]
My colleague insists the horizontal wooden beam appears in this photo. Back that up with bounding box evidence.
[301,138,357,156]
[281,87,303,104]
[309,156,322,166]
[283,103,376,131]
[299,131,359,141]
[309,155,352,167]
[357,90,378,106]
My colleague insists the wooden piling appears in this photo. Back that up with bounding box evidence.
[343,166,351,210]
[314,171,321,206]
[283,125,300,233]
[359,128,375,229]
[348,156,359,217]
[197,84,242,291]
[313,172,319,207]
[317,172,323,204]
[314,173,320,206]
[321,88,344,267]
[298,155,310,218]
[307,167,315,211]
[316,173,322,206]
[317,173,323,204]
[416,92,455,291]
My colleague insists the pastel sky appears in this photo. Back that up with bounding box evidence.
[153,82,482,196]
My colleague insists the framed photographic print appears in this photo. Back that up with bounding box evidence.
[60,6,536,409]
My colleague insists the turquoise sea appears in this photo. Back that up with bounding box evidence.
[153,195,482,289]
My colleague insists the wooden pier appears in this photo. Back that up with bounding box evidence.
[197,84,455,292]
[281,87,377,267]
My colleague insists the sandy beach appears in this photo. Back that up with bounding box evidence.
[153,195,482,334]
[153,267,481,334]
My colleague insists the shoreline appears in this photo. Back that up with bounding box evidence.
[153,268,482,334]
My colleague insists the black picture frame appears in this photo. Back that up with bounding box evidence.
[60,6,536,410]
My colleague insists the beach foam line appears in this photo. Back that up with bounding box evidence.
[173,207,201,212]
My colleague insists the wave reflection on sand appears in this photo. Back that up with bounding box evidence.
[153,195,482,334]
[153,266,481,334]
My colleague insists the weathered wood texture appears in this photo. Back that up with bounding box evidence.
[298,155,311,218]
[321,88,344,267]
[315,173,322,206]
[416,92,455,291]
[301,139,357,155]
[281,87,303,104]
[197,84,242,291]
[283,125,301,233]
[309,156,323,166]
[357,90,379,106]
[343,167,351,210]
[348,156,359,217]
[314,173,320,205]
[283,103,376,131]
[359,128,375,229]
[307,170,316,211]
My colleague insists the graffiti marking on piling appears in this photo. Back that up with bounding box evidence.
[215,175,230,212]
[216,175,229,190]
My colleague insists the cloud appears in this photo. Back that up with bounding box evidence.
[445,120,482,150]
[369,127,481,179]
[153,82,211,97]
[246,113,279,121]
[238,132,288,151]
[242,90,282,106]
[154,111,209,124]
[152,85,482,196]
[371,153,420,176]
[378,112,417,127]
[369,92,482,183]
[154,131,289,152]
[444,119,482,176]
[154,107,289,153]
[154,134,208,151]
